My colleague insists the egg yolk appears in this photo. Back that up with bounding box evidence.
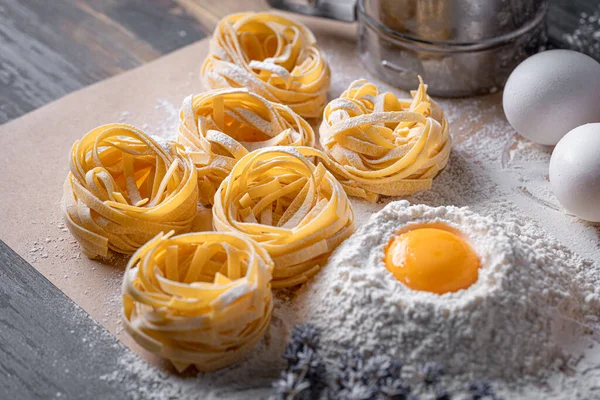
[384,227,480,294]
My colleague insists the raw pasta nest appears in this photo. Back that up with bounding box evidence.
[319,78,452,202]
[213,146,355,288]
[178,88,315,206]
[62,124,198,258]
[122,230,274,372]
[201,12,330,119]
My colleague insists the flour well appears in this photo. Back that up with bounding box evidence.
[295,201,600,384]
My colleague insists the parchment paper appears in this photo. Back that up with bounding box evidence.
[1,13,599,374]
[0,16,362,368]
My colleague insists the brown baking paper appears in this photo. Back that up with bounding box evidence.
[0,16,366,368]
[2,12,599,377]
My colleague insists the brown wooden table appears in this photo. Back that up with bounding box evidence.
[0,1,598,398]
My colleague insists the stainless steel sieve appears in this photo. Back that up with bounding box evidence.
[268,0,548,97]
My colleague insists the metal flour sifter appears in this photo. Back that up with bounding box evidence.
[268,0,548,96]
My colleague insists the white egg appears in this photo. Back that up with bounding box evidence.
[503,50,600,145]
[549,123,600,222]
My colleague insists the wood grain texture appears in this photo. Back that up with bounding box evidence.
[0,0,206,124]
[1,0,597,125]
[0,239,135,399]
[174,0,268,32]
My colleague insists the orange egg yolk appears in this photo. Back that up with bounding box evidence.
[384,227,480,294]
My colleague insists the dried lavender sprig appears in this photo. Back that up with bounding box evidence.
[272,371,312,400]
[415,362,452,400]
[295,346,326,385]
[433,386,452,400]
[275,324,500,400]
[292,323,321,350]
[419,362,445,387]
[466,380,498,400]
[272,324,327,400]
[334,350,413,400]
[378,376,413,400]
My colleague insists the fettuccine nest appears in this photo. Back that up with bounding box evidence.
[212,146,355,288]
[201,12,330,119]
[122,231,273,372]
[319,78,452,202]
[178,88,314,206]
[62,124,198,258]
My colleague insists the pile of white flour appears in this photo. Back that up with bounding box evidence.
[294,201,600,383]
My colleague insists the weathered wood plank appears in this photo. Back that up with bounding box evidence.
[84,0,208,54]
[0,239,135,398]
[0,0,596,125]
[174,0,268,33]
[0,0,206,124]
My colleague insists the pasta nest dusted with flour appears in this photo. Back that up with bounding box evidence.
[201,12,330,119]
[213,146,355,288]
[319,78,452,202]
[62,124,198,259]
[122,231,273,372]
[178,88,314,206]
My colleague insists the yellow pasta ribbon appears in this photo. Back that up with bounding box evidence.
[122,231,273,372]
[213,146,355,288]
[178,88,315,206]
[201,12,331,119]
[62,124,199,258]
[319,78,452,202]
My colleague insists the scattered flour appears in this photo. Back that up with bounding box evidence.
[51,28,600,399]
[100,298,294,400]
[295,201,600,383]
[151,98,181,141]
[562,5,600,62]
[117,97,180,143]
[95,86,600,398]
